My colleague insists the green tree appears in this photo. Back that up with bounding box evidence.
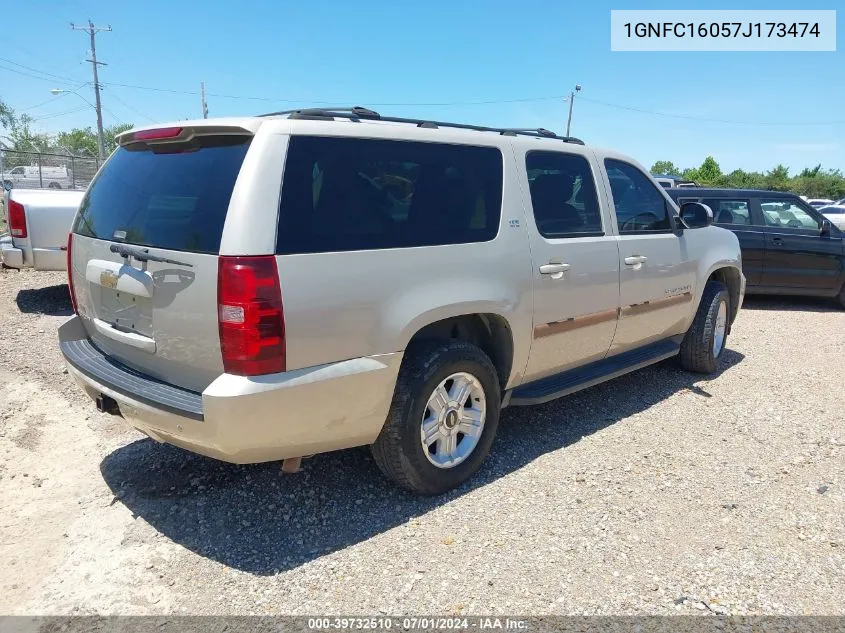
[56,127,99,156]
[696,156,723,186]
[650,160,681,176]
[0,98,15,133]
[765,164,791,191]
[104,122,134,154]
[8,114,53,153]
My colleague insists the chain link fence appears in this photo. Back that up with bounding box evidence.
[1,148,100,191]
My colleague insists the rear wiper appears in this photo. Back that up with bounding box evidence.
[110,243,194,267]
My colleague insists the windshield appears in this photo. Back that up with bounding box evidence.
[73,136,250,254]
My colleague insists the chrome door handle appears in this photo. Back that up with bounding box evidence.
[539,263,571,275]
[624,255,648,266]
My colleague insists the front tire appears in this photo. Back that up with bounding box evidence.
[372,339,501,495]
[679,281,730,374]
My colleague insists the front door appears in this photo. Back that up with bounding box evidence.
[758,198,844,291]
[519,148,620,383]
[602,159,698,354]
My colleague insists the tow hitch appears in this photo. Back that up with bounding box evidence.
[95,394,120,415]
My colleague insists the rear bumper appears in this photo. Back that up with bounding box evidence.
[0,235,24,268]
[58,316,402,463]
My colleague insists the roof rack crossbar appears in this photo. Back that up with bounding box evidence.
[258,107,585,144]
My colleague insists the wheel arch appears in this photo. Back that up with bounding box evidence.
[404,311,518,392]
[704,264,743,332]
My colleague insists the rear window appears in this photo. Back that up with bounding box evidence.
[276,136,503,254]
[73,137,250,254]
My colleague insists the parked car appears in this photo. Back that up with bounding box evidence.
[817,204,845,231]
[1,188,84,270]
[666,188,845,307]
[652,173,698,189]
[59,108,744,494]
[2,164,73,189]
[805,198,835,208]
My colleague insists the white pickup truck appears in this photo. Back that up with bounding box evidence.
[1,188,84,270]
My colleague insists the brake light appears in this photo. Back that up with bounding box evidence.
[134,127,183,141]
[217,256,285,376]
[8,199,27,238]
[67,233,78,314]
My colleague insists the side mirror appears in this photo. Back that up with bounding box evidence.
[820,219,832,237]
[679,202,713,229]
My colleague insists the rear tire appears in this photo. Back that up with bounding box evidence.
[679,281,730,374]
[371,339,501,495]
[837,285,845,310]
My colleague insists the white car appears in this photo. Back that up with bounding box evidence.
[58,107,744,494]
[2,165,73,190]
[806,198,834,208]
[818,204,845,230]
[1,188,84,270]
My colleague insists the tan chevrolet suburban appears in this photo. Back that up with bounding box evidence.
[59,107,745,494]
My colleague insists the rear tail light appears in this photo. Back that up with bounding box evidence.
[67,232,78,314]
[8,199,27,238]
[217,256,285,376]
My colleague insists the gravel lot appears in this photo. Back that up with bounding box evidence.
[0,267,843,616]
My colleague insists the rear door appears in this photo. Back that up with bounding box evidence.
[757,197,844,291]
[69,126,255,392]
[517,147,620,382]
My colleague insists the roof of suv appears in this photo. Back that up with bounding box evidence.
[665,187,799,199]
[121,107,591,150]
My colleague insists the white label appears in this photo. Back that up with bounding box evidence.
[610,10,836,51]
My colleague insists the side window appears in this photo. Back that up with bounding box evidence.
[604,159,672,233]
[760,199,821,230]
[700,199,752,226]
[525,151,602,238]
[276,136,503,254]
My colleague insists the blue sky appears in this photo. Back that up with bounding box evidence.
[2,0,842,173]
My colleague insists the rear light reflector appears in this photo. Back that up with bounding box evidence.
[8,199,27,238]
[67,232,78,314]
[217,256,285,376]
[134,127,183,141]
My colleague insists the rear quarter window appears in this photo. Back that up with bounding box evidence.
[73,136,250,254]
[276,136,503,254]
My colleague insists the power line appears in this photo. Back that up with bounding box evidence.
[2,53,843,126]
[31,106,88,121]
[0,56,83,83]
[19,93,70,112]
[0,62,79,85]
[106,88,155,123]
[578,96,845,127]
[19,82,90,112]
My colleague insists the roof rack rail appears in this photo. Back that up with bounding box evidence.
[257,107,586,145]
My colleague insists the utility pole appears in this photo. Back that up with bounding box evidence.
[71,20,111,161]
[565,84,582,138]
[201,82,209,119]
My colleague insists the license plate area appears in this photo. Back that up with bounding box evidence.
[98,288,154,338]
[85,259,156,340]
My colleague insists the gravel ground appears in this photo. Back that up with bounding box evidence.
[0,267,843,616]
